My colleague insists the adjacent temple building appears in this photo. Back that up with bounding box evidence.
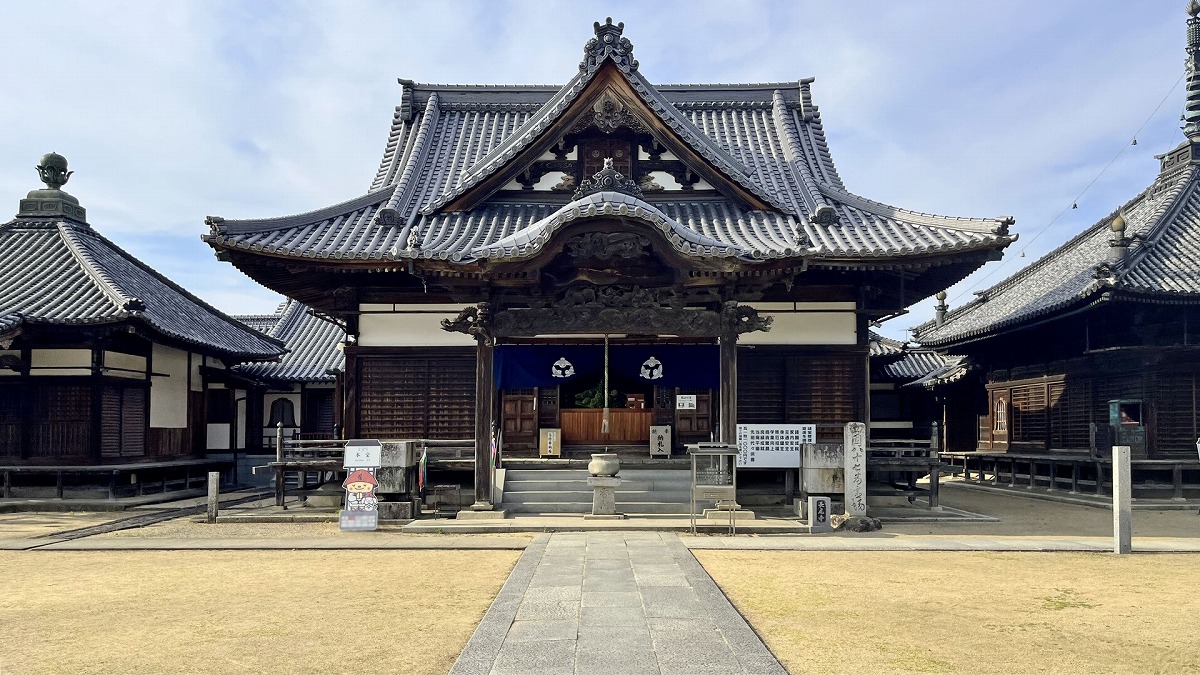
[913,3,1200,461]
[205,19,1013,509]
[0,154,284,468]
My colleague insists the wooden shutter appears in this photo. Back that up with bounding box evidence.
[1154,372,1197,454]
[30,385,90,458]
[0,384,21,457]
[359,353,475,439]
[122,387,146,456]
[786,353,861,437]
[737,351,784,423]
[100,386,122,458]
[1009,382,1047,447]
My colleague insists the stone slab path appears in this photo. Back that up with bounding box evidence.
[449,532,785,675]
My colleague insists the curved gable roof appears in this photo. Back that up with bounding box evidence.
[1,218,283,360]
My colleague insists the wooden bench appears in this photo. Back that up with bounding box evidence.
[0,459,233,500]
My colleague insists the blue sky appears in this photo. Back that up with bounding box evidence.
[0,1,1190,338]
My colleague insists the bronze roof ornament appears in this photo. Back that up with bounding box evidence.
[36,152,72,190]
[18,152,86,222]
[1183,0,1200,138]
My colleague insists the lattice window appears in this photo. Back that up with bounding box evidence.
[994,397,1008,433]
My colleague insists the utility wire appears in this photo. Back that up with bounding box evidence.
[949,74,1185,305]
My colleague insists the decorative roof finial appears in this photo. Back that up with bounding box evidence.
[36,152,72,190]
[934,291,948,328]
[580,18,638,75]
[1108,211,1131,266]
[18,152,86,222]
[1183,1,1200,138]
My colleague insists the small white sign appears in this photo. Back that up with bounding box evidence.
[344,439,383,469]
[677,395,697,410]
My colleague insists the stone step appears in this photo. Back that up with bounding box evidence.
[503,501,709,514]
[502,489,694,504]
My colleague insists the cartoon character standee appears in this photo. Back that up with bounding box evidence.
[342,469,379,511]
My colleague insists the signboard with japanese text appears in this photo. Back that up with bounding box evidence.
[650,425,672,457]
[341,439,382,532]
[735,424,816,468]
[676,395,697,410]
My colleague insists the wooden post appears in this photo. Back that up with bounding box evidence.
[471,336,495,509]
[718,335,737,444]
[929,462,941,510]
[274,421,285,508]
[107,470,117,500]
[206,471,220,524]
[1174,463,1185,501]
[2,470,10,498]
[1112,445,1132,554]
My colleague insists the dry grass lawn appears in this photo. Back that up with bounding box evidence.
[0,550,518,675]
[696,550,1200,675]
[0,513,121,540]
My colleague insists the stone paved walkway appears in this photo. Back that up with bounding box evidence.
[449,532,785,675]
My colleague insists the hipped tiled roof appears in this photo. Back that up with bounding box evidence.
[205,22,1010,268]
[0,218,285,360]
[236,300,345,383]
[915,163,1200,346]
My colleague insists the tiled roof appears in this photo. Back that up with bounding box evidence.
[867,331,906,358]
[0,218,285,360]
[206,23,1010,268]
[875,348,970,390]
[915,164,1199,346]
[236,300,345,383]
[235,312,281,334]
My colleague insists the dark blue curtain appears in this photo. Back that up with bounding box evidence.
[495,344,718,389]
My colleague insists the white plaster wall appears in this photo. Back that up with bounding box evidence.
[150,344,188,428]
[206,423,230,451]
[103,351,146,380]
[29,348,91,376]
[189,353,203,392]
[358,306,476,347]
[740,303,857,346]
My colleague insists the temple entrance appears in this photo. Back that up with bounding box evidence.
[495,341,718,450]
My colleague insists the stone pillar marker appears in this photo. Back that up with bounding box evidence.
[808,495,833,532]
[1113,444,1132,554]
[843,422,867,516]
[206,471,220,524]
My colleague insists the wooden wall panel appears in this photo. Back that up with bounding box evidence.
[28,385,90,458]
[0,384,21,458]
[358,352,475,439]
[561,409,652,444]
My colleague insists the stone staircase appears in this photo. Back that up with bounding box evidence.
[500,468,704,514]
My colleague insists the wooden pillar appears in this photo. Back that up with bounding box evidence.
[719,334,737,444]
[472,335,495,508]
[89,345,103,461]
[343,349,359,439]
